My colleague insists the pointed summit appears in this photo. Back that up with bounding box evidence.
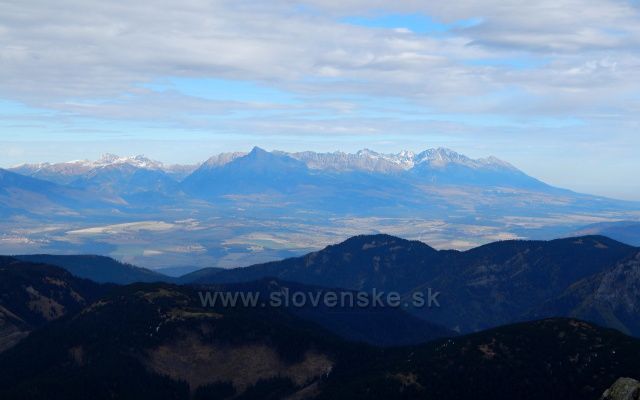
[182,147,311,197]
[249,146,268,155]
[245,146,271,160]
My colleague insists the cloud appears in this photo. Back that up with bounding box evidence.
[1,0,640,199]
[1,0,638,115]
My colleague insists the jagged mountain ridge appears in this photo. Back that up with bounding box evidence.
[11,147,542,203]
[9,146,536,196]
[286,147,518,173]
[11,154,198,184]
[180,147,552,211]
[10,147,518,178]
[6,146,621,211]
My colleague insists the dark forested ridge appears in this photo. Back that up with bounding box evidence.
[2,234,640,399]
[0,280,638,400]
[320,318,640,400]
[0,257,108,353]
[184,234,640,334]
[15,254,171,284]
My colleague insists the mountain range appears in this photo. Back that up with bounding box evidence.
[0,273,638,399]
[8,148,515,175]
[8,233,640,339]
[4,146,617,199]
[177,234,640,335]
[2,147,639,269]
[10,154,198,184]
[2,148,639,398]
[0,256,453,352]
[2,235,640,398]
[573,221,640,246]
[0,257,107,352]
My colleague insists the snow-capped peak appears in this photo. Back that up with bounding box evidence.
[10,154,175,180]
[202,152,247,168]
[97,153,121,164]
[356,149,378,156]
[286,148,516,172]
[9,147,516,179]
[94,154,164,170]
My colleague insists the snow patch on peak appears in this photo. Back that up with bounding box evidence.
[288,148,516,173]
[203,152,247,168]
[356,148,381,158]
[10,154,196,181]
[477,156,517,170]
[98,153,121,164]
[94,154,163,170]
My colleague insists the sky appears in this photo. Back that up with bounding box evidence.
[1,0,640,200]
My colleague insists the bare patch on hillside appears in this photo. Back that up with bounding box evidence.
[25,286,65,321]
[0,319,29,353]
[390,372,424,392]
[144,334,333,394]
[68,346,85,366]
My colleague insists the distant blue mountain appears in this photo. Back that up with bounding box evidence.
[182,147,317,196]
[9,154,192,207]
[409,156,550,189]
[183,146,551,196]
[573,221,640,246]
[0,168,116,216]
[70,164,180,206]
[14,254,170,284]
[178,147,636,217]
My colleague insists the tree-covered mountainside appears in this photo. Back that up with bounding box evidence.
[15,254,170,285]
[320,319,640,400]
[574,221,640,247]
[0,257,108,353]
[198,279,454,346]
[0,280,638,400]
[0,283,353,400]
[185,234,640,334]
[13,234,640,339]
[0,256,452,351]
[532,251,640,336]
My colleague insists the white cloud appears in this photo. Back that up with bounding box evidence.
[1,0,638,116]
[1,0,640,200]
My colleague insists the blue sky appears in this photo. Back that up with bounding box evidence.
[1,0,640,200]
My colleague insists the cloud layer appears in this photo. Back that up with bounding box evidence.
[1,0,640,198]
